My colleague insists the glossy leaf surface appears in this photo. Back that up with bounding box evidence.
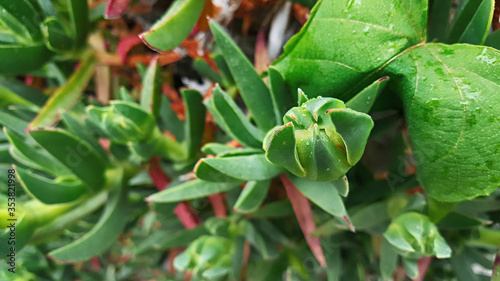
[210,21,275,130]
[140,0,204,51]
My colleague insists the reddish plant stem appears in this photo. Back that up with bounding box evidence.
[280,174,327,267]
[208,194,227,217]
[105,0,131,19]
[254,30,269,75]
[413,256,432,281]
[492,251,500,281]
[116,35,143,63]
[89,257,102,270]
[148,157,201,228]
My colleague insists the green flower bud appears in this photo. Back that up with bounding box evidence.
[383,212,451,259]
[86,101,155,144]
[174,235,235,280]
[263,94,374,181]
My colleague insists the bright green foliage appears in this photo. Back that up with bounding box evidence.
[385,44,500,202]
[140,0,204,51]
[0,0,499,280]
[174,235,235,280]
[274,0,427,100]
[383,212,451,279]
[0,0,89,75]
[264,94,373,181]
[275,0,500,202]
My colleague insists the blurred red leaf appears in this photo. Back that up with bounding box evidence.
[105,0,131,19]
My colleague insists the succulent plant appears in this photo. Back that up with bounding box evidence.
[174,235,235,280]
[264,92,374,181]
[384,212,451,259]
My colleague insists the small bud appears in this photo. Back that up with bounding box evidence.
[86,101,155,144]
[263,95,373,181]
[384,212,451,259]
[174,235,235,279]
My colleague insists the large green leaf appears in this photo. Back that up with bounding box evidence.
[210,21,276,130]
[384,44,500,202]
[274,0,427,99]
[48,185,128,262]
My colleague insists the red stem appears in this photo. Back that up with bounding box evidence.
[413,256,432,281]
[280,174,327,267]
[148,157,201,228]
[208,194,227,217]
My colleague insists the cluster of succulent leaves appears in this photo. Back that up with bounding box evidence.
[0,0,499,280]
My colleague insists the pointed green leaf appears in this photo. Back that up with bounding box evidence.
[67,0,89,47]
[274,0,427,99]
[147,179,241,202]
[380,238,398,280]
[194,58,223,85]
[30,52,96,128]
[195,154,282,182]
[268,66,294,124]
[17,167,87,204]
[202,143,261,157]
[4,128,71,176]
[140,57,161,118]
[234,180,270,213]
[29,128,106,191]
[427,0,452,42]
[345,77,389,113]
[385,44,500,202]
[209,86,264,148]
[159,93,184,141]
[288,175,347,219]
[446,0,488,43]
[139,0,204,51]
[48,185,128,262]
[457,0,494,44]
[209,21,275,130]
[181,89,205,158]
